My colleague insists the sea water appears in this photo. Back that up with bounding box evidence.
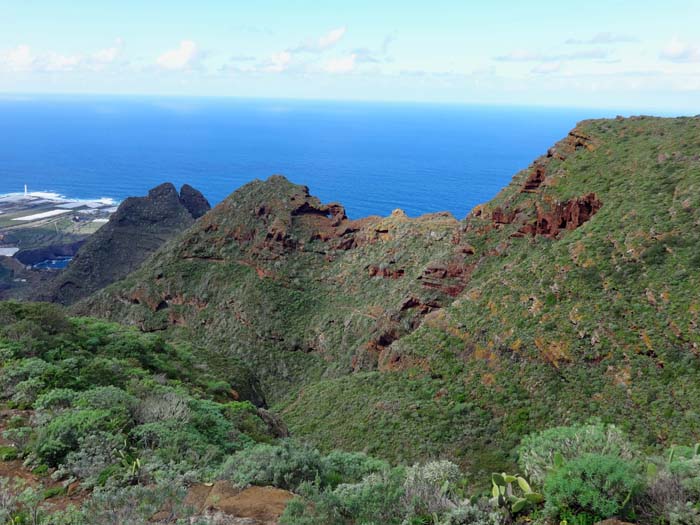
[0,95,611,219]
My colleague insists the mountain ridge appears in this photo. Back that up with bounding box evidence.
[72,116,700,475]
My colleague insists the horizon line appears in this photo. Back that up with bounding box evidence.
[0,90,694,117]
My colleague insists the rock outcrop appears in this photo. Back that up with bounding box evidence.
[179,183,212,219]
[516,193,602,238]
[43,183,210,305]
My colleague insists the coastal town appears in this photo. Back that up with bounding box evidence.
[0,187,116,253]
[0,188,117,294]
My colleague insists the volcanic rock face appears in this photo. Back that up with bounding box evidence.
[44,183,210,305]
[179,183,212,219]
[517,193,602,238]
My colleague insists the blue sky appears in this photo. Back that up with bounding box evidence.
[1,0,699,112]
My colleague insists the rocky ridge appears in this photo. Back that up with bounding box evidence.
[44,183,210,305]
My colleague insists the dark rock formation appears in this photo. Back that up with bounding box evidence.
[42,183,210,305]
[179,184,211,219]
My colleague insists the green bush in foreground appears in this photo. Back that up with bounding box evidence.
[543,453,642,521]
[220,441,324,491]
[517,421,637,485]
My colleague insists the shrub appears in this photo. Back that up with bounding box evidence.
[0,445,18,461]
[34,388,78,410]
[543,453,642,520]
[11,377,46,408]
[82,482,194,525]
[3,426,33,452]
[58,431,125,485]
[636,470,690,525]
[637,446,700,524]
[225,401,275,444]
[0,477,21,524]
[667,446,700,499]
[332,468,407,524]
[518,422,637,485]
[130,420,217,464]
[321,450,389,488]
[34,409,123,466]
[438,499,504,525]
[0,358,55,400]
[279,489,346,525]
[76,386,136,413]
[131,389,190,424]
[402,460,461,516]
[220,441,324,491]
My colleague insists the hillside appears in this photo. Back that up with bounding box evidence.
[42,183,210,305]
[76,116,700,478]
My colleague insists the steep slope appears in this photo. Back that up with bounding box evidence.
[79,117,700,478]
[77,175,472,397]
[44,183,210,305]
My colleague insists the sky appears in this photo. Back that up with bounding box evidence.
[0,0,699,112]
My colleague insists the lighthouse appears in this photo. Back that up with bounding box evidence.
[24,184,28,197]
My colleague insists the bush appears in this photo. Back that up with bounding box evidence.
[636,471,690,525]
[667,446,700,499]
[518,422,637,485]
[321,450,389,488]
[280,489,346,525]
[543,453,642,520]
[34,408,124,466]
[637,446,700,524]
[34,388,77,410]
[81,482,194,525]
[0,445,18,461]
[438,499,504,525]
[332,468,407,524]
[76,386,136,413]
[58,431,124,485]
[131,389,190,424]
[220,441,324,491]
[11,377,46,408]
[402,460,461,516]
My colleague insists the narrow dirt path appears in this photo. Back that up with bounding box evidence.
[0,408,86,511]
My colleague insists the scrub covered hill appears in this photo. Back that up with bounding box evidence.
[77,116,700,478]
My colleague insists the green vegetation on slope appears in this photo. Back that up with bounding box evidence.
[74,117,700,480]
[0,302,275,477]
[282,116,700,471]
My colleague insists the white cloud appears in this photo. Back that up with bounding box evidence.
[660,37,700,63]
[495,49,610,62]
[1,39,125,73]
[264,51,292,72]
[532,62,562,74]
[381,34,396,55]
[156,40,201,70]
[92,38,123,65]
[323,53,356,74]
[352,34,396,64]
[0,44,35,72]
[44,52,81,71]
[566,32,636,45]
[292,26,347,53]
[494,50,541,62]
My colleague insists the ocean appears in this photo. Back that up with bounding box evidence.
[0,96,609,219]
